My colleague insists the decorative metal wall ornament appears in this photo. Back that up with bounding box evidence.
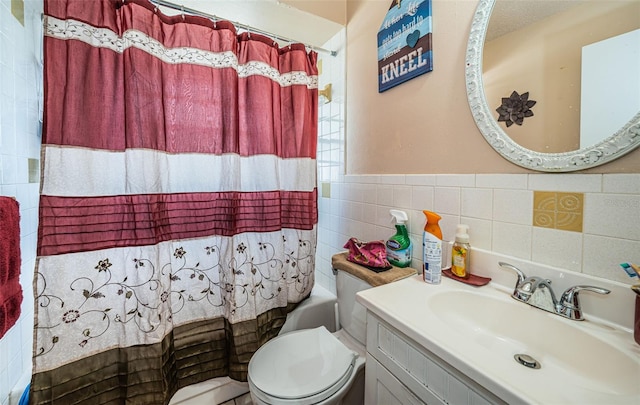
[496,91,536,127]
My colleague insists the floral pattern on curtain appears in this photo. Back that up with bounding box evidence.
[32,1,318,403]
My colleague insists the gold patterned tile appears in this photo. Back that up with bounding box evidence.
[28,158,39,183]
[321,182,331,198]
[11,0,24,26]
[533,191,583,232]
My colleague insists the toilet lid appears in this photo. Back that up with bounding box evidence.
[248,326,357,400]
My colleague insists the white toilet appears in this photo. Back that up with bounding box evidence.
[247,270,372,405]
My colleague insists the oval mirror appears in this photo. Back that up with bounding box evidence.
[466,0,640,172]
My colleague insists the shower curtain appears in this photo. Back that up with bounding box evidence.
[32,0,318,403]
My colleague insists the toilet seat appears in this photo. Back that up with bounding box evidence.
[248,326,358,405]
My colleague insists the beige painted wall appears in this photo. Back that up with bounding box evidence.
[344,0,640,174]
[484,1,640,153]
[282,0,347,25]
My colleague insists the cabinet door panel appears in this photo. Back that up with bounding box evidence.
[365,357,427,405]
[365,313,505,405]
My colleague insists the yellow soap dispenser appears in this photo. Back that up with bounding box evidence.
[451,224,470,278]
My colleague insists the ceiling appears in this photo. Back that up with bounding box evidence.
[486,0,588,41]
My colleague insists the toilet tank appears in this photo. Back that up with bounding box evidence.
[336,270,372,346]
[278,284,337,335]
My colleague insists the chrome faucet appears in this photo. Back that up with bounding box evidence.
[498,262,611,321]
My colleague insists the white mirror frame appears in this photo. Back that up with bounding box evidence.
[466,0,640,172]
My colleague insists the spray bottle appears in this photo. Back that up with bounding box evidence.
[451,224,471,278]
[422,210,442,284]
[386,210,412,268]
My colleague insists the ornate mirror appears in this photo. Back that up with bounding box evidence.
[466,0,640,172]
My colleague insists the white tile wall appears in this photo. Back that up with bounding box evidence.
[0,1,42,404]
[531,227,583,272]
[461,188,492,220]
[316,29,345,186]
[315,173,640,293]
[602,173,640,194]
[584,193,640,240]
[492,189,532,225]
[315,28,346,293]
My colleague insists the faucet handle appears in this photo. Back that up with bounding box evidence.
[558,285,611,320]
[499,262,528,301]
[499,262,526,283]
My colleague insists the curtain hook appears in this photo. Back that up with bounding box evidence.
[181,5,185,21]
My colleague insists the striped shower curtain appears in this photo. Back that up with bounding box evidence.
[32,0,318,403]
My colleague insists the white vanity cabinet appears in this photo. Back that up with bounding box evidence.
[364,312,504,405]
[356,264,638,404]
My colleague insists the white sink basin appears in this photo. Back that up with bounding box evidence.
[356,275,640,404]
[428,290,638,396]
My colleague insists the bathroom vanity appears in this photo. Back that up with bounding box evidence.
[356,254,640,405]
[364,311,503,405]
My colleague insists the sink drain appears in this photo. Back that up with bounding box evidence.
[514,354,541,369]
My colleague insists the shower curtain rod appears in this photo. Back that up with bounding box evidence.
[147,0,337,56]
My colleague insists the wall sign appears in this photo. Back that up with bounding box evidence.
[377,0,433,93]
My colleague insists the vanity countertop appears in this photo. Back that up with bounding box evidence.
[356,274,640,405]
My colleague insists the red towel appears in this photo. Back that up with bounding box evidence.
[0,197,22,339]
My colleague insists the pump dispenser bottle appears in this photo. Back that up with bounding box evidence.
[422,210,442,284]
[386,210,412,268]
[451,224,471,278]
